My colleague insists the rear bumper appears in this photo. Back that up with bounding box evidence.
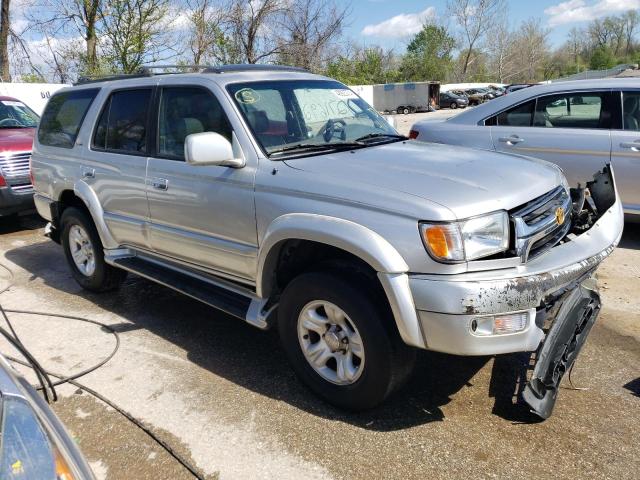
[406,188,623,356]
[0,186,34,216]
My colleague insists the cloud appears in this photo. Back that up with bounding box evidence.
[361,7,436,39]
[545,0,640,27]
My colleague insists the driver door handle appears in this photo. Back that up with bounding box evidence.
[498,135,524,145]
[620,141,640,151]
[151,177,168,191]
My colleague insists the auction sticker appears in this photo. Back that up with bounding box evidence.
[235,88,261,104]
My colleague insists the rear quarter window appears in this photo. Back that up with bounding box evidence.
[38,89,99,148]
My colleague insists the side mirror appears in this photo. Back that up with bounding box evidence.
[383,115,397,129]
[185,131,245,168]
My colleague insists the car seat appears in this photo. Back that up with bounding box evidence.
[623,96,639,131]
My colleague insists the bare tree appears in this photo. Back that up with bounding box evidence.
[226,0,285,64]
[623,10,639,55]
[566,27,583,64]
[0,0,10,80]
[185,0,224,65]
[448,0,504,80]
[26,0,103,74]
[278,0,349,71]
[509,18,549,82]
[100,0,176,73]
[486,13,511,83]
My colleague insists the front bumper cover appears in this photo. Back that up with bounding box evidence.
[522,279,601,419]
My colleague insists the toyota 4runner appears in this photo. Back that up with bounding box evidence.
[31,66,624,419]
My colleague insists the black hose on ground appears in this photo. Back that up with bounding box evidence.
[0,263,207,480]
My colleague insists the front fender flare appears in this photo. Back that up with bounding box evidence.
[257,214,426,349]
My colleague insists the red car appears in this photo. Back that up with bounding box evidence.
[0,96,39,218]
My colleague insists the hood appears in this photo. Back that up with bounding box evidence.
[284,140,563,219]
[0,128,35,153]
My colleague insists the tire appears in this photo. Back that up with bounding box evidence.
[402,107,410,115]
[450,102,457,109]
[278,271,415,411]
[60,207,127,292]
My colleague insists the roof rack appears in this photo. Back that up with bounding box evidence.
[74,64,308,85]
[203,64,308,74]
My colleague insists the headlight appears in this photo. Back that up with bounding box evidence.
[420,211,509,262]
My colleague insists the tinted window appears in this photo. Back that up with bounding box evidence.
[93,89,151,153]
[622,92,640,131]
[495,100,535,126]
[158,87,232,159]
[534,92,607,129]
[38,89,98,148]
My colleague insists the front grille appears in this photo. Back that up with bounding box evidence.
[0,151,31,178]
[9,183,33,193]
[510,186,572,262]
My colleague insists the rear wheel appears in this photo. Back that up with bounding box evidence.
[61,207,127,292]
[278,271,415,411]
[450,102,457,109]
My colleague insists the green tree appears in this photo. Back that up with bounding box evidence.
[589,46,616,69]
[400,24,455,81]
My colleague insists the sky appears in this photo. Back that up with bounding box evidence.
[346,0,640,51]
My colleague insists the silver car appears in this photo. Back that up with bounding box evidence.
[31,66,623,418]
[410,78,640,220]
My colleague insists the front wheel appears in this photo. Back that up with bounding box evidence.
[450,102,458,109]
[61,207,127,292]
[278,271,415,411]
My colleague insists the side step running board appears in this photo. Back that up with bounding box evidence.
[109,255,274,329]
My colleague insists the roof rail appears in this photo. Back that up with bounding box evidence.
[74,63,309,85]
[204,64,308,74]
[74,71,152,85]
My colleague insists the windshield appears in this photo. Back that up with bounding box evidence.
[227,80,399,156]
[0,100,39,128]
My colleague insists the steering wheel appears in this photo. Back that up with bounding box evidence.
[0,118,21,127]
[322,118,347,142]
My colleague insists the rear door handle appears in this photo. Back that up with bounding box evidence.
[80,166,95,179]
[498,135,524,145]
[151,177,169,191]
[620,141,640,151]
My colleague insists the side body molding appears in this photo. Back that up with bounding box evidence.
[256,214,426,349]
[73,180,119,249]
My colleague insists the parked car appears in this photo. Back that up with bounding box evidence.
[409,78,640,220]
[467,88,495,101]
[0,353,94,479]
[452,89,483,105]
[32,66,623,418]
[488,85,505,97]
[0,96,39,218]
[439,92,468,109]
[504,83,536,95]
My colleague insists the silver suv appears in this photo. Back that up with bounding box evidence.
[31,66,624,418]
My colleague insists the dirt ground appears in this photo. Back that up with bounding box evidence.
[0,110,638,479]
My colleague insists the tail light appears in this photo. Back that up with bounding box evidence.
[0,173,6,187]
[408,130,419,140]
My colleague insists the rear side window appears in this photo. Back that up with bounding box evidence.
[93,89,152,153]
[534,92,608,129]
[38,89,99,148]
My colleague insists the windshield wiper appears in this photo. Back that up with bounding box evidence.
[355,133,407,143]
[269,142,365,157]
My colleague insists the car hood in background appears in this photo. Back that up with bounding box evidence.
[285,140,562,219]
[0,128,36,153]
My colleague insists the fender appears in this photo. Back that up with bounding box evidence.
[73,180,119,249]
[256,214,427,349]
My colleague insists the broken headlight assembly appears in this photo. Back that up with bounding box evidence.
[420,211,509,262]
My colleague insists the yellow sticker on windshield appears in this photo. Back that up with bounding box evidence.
[235,88,261,104]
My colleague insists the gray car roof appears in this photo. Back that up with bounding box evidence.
[65,69,331,92]
[445,77,640,125]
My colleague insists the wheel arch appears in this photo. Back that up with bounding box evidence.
[55,181,118,249]
[256,214,426,349]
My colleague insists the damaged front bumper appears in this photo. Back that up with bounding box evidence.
[408,165,623,356]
